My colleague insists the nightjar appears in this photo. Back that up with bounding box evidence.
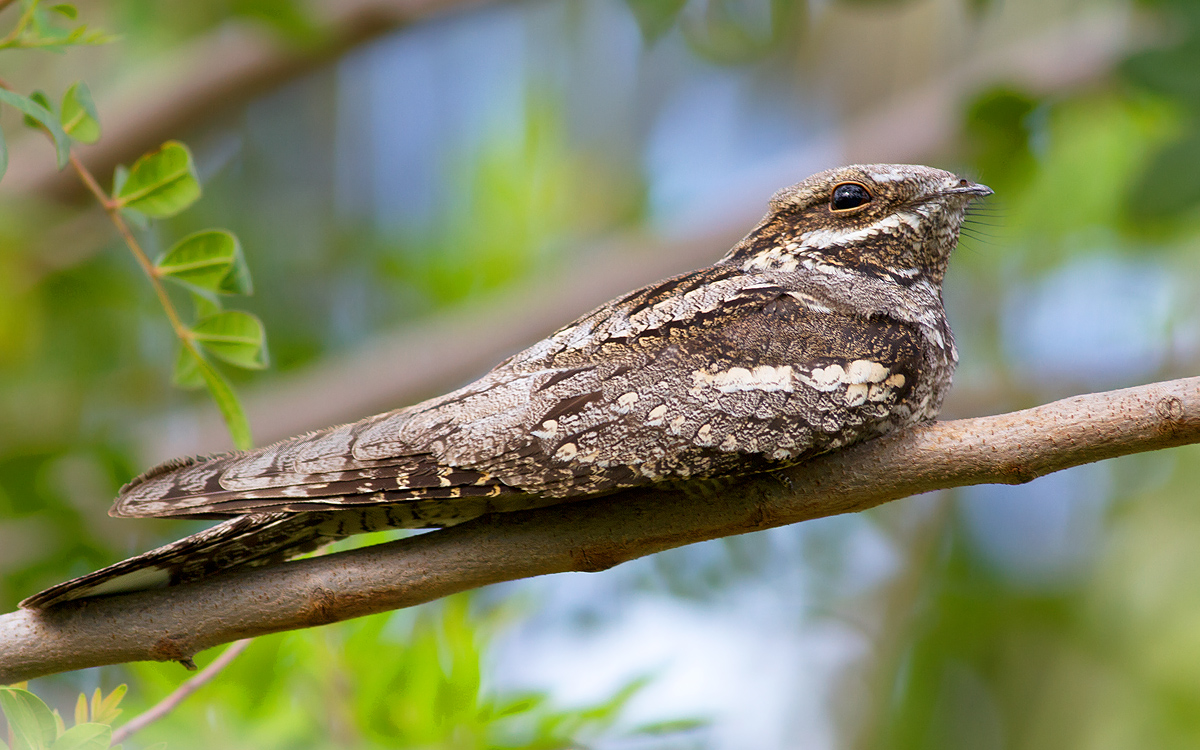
[23,163,990,609]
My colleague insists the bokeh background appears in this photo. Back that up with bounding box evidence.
[3,0,1200,747]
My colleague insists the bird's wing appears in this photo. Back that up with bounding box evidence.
[112,265,927,519]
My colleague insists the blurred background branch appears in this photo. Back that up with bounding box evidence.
[0,0,493,203]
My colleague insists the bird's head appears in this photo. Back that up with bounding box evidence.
[728,164,992,286]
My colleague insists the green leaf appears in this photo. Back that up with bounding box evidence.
[190,311,268,370]
[47,724,109,750]
[195,353,253,450]
[0,88,70,169]
[114,140,201,217]
[49,710,64,739]
[219,247,253,295]
[121,205,149,230]
[156,230,251,295]
[86,689,99,725]
[61,82,100,144]
[23,91,54,130]
[91,685,125,725]
[0,687,59,750]
[172,345,206,390]
[50,4,78,19]
[110,164,150,229]
[111,163,129,195]
[630,717,709,735]
[72,694,87,727]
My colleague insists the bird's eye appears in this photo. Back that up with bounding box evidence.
[831,182,872,211]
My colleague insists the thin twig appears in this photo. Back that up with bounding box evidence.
[109,639,253,745]
[0,0,33,47]
[64,99,260,723]
[2,78,257,703]
[0,79,195,352]
[67,152,193,343]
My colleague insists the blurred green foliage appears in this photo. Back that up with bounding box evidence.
[380,96,585,307]
[120,595,677,750]
[3,2,685,746]
[1,5,271,449]
[1,683,127,750]
[869,447,1200,750]
[1122,0,1200,223]
[2,0,1200,748]
[857,7,1200,746]
[0,0,113,53]
[625,0,690,43]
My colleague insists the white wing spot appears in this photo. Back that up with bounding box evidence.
[807,364,846,391]
[647,404,668,425]
[555,442,578,461]
[692,365,794,393]
[845,383,869,406]
[616,392,639,413]
[846,360,889,384]
[668,415,687,435]
[696,424,715,446]
[531,418,559,440]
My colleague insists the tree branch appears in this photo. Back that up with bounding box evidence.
[0,0,492,202]
[1,376,1197,683]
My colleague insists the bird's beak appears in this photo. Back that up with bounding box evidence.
[945,180,993,198]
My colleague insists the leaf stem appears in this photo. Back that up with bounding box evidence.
[0,0,33,47]
[0,76,253,449]
[68,152,192,342]
[0,78,189,346]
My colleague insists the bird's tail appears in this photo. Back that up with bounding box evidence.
[20,508,397,610]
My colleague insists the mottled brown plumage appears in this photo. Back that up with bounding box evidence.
[22,164,990,609]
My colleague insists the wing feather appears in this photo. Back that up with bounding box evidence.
[111,264,930,520]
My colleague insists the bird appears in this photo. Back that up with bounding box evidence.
[22,164,991,610]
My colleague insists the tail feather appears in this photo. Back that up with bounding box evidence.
[22,488,558,610]
[22,508,314,609]
[21,510,364,610]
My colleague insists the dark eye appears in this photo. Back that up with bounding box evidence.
[831,182,871,211]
